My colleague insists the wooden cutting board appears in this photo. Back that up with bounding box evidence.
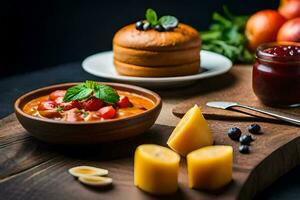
[0,114,249,200]
[172,66,300,199]
[1,67,300,200]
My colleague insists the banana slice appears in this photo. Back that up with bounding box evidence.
[68,166,108,178]
[78,176,113,187]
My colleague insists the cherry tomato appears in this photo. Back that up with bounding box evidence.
[60,100,81,111]
[49,90,66,100]
[82,97,103,111]
[98,106,116,119]
[117,96,132,108]
[38,100,56,111]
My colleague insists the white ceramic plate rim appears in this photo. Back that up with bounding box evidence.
[82,50,232,83]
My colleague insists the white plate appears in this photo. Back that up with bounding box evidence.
[82,50,232,88]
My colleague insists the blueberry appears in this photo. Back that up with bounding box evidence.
[135,21,144,30]
[154,24,164,32]
[239,135,253,145]
[143,22,151,30]
[239,145,250,154]
[248,124,261,134]
[227,127,241,141]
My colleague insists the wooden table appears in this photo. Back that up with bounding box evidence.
[0,64,300,200]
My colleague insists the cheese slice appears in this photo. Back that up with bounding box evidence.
[134,144,180,195]
[167,105,213,156]
[187,145,233,190]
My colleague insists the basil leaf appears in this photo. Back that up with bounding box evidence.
[94,84,119,103]
[63,84,92,102]
[159,16,178,30]
[63,81,120,104]
[85,80,98,89]
[146,8,158,26]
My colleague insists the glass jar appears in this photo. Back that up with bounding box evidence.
[253,42,300,107]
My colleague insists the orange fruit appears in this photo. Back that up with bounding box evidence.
[279,0,300,19]
[245,10,286,51]
[277,18,300,42]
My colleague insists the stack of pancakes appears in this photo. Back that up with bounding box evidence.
[113,23,201,77]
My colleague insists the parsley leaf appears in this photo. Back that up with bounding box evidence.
[82,111,89,118]
[200,6,254,63]
[56,106,64,112]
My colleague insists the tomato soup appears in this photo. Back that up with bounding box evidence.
[23,90,155,122]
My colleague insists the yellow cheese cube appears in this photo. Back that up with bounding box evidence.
[167,105,213,156]
[134,144,180,195]
[187,145,233,190]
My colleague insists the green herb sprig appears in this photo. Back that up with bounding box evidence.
[76,109,89,118]
[63,80,119,103]
[56,106,64,112]
[200,6,254,63]
[145,8,179,30]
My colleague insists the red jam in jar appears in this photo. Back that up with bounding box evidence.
[253,42,300,107]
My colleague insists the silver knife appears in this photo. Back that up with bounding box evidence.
[206,101,300,126]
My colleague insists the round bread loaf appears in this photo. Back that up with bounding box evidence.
[113,23,201,77]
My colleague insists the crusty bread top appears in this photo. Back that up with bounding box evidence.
[113,23,201,51]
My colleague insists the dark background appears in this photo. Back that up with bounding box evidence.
[1,0,279,78]
[2,1,300,199]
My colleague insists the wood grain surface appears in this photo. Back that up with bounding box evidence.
[0,114,245,200]
[172,67,300,120]
[172,66,300,199]
[1,66,300,200]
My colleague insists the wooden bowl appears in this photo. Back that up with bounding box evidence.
[14,82,162,144]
